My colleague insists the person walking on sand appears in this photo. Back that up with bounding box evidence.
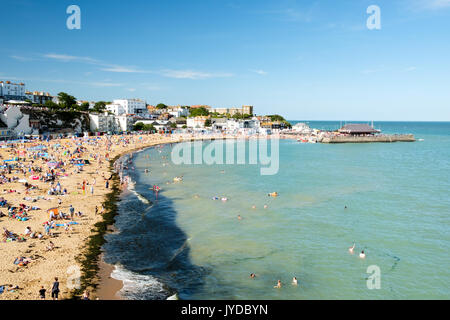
[90,185,94,195]
[51,277,60,300]
[69,205,75,220]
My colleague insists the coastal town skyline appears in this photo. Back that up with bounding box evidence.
[1,0,449,121]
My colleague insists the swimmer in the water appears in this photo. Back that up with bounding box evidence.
[274,280,282,288]
[359,250,366,259]
[292,277,298,285]
[349,242,355,254]
[264,204,268,209]
[237,215,242,220]
[250,273,256,279]
[252,205,256,209]
[268,192,278,197]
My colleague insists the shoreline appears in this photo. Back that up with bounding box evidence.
[92,138,182,300]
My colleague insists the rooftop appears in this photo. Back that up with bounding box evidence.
[338,123,380,134]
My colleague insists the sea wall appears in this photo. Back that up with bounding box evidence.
[320,134,415,143]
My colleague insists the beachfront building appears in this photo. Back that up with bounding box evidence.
[186,116,209,129]
[106,99,148,116]
[338,123,380,135]
[115,115,135,132]
[89,113,136,133]
[0,81,26,101]
[89,113,117,133]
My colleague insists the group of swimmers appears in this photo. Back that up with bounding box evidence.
[349,242,366,259]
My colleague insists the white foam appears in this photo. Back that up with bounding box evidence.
[126,178,150,205]
[111,264,170,300]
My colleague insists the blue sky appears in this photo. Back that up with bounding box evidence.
[1,0,449,120]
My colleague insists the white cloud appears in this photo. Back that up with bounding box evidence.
[43,53,233,80]
[127,88,136,92]
[427,0,450,9]
[10,55,35,62]
[99,65,149,73]
[44,53,99,64]
[160,69,233,79]
[410,0,450,10]
[251,69,267,75]
[90,82,123,87]
[404,66,417,72]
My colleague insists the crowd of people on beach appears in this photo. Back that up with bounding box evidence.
[0,133,174,300]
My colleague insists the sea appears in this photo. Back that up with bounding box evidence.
[102,121,450,300]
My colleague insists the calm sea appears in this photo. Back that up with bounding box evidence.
[103,121,450,299]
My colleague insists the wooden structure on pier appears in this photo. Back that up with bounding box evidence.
[338,123,380,135]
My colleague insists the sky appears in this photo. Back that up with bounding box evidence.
[0,0,449,121]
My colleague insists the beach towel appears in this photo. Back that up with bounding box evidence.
[0,286,4,294]
[55,222,79,227]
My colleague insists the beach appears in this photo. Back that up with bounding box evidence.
[0,133,177,300]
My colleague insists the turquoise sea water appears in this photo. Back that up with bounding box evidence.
[103,122,450,299]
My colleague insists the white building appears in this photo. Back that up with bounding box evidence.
[106,99,147,116]
[89,113,135,133]
[0,81,26,100]
[113,115,134,132]
[89,113,117,133]
[292,122,312,134]
[168,106,189,118]
[186,116,209,129]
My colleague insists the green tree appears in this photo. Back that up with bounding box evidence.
[204,119,212,127]
[267,114,292,128]
[45,100,59,110]
[133,122,145,131]
[77,102,90,111]
[57,92,77,109]
[189,107,209,117]
[93,101,107,113]
[156,103,168,109]
[170,122,177,129]
[143,124,156,132]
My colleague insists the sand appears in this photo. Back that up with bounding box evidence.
[0,133,178,300]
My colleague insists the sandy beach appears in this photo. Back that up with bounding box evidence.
[0,133,178,300]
